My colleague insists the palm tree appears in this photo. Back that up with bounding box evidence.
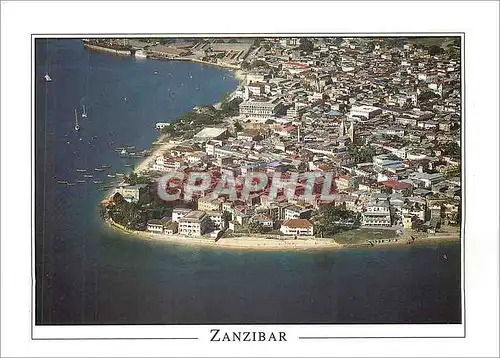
[222,211,232,228]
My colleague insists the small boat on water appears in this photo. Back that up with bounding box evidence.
[94,168,104,172]
[101,164,112,169]
[135,49,148,59]
[83,174,94,178]
[93,180,104,184]
[76,180,86,184]
[44,74,52,82]
[57,180,68,184]
[124,164,132,167]
[74,109,80,131]
[76,169,87,172]
[107,174,116,178]
[126,146,136,150]
[66,183,75,187]
[115,173,125,177]
[82,104,88,118]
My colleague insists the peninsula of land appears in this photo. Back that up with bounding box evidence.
[95,37,462,251]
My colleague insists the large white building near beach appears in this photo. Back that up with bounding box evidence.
[178,210,211,237]
[239,97,284,119]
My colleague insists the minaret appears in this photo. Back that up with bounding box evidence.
[348,120,355,142]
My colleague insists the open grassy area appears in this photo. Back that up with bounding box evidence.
[331,228,397,245]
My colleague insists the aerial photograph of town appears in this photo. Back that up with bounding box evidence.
[35,36,462,325]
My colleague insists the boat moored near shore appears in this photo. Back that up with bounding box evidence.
[135,49,148,58]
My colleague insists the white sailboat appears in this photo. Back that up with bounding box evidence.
[74,109,80,131]
[44,40,52,82]
[82,104,88,118]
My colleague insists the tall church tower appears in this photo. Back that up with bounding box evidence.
[339,119,346,137]
[315,77,321,92]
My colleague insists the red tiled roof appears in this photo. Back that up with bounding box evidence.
[282,219,313,229]
[381,180,412,190]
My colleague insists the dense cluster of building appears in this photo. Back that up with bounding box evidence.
[118,37,461,239]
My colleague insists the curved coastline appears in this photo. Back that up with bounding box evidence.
[104,216,342,252]
[105,215,459,252]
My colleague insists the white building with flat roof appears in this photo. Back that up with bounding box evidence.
[114,184,148,203]
[178,210,211,237]
[172,208,192,223]
[193,127,228,142]
[239,97,284,119]
[361,201,392,226]
[349,105,382,120]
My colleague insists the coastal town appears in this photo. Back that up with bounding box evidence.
[93,37,462,250]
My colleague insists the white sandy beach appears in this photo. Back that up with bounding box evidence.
[106,218,344,251]
[133,140,179,174]
[106,217,459,252]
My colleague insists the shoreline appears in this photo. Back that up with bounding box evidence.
[131,60,245,175]
[105,217,460,252]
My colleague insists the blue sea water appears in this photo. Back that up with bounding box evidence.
[35,39,461,325]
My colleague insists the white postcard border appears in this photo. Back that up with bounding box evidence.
[1,1,498,357]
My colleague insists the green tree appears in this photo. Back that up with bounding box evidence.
[220,92,230,104]
[125,172,150,185]
[428,45,443,56]
[222,211,232,227]
[441,141,460,157]
[418,90,440,102]
[317,203,357,236]
[298,38,314,53]
[112,192,126,205]
[234,120,244,132]
[240,61,251,70]
[248,221,265,234]
[313,222,326,238]
[250,59,269,69]
[220,98,243,116]
[349,145,376,164]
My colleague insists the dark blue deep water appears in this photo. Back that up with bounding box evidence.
[35,39,461,325]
